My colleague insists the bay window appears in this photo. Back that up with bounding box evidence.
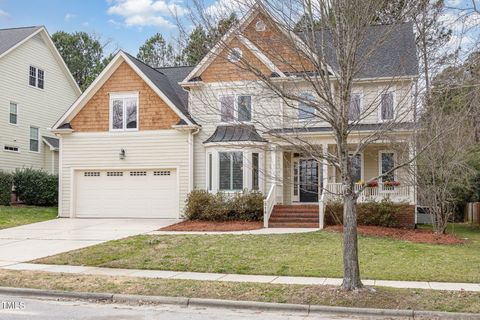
[207,150,263,192]
[219,151,243,191]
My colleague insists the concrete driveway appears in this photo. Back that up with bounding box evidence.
[0,218,179,265]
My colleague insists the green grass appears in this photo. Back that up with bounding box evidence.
[0,269,479,313]
[0,206,57,229]
[36,224,480,283]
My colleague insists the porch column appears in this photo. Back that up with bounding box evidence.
[408,140,416,206]
[319,144,329,229]
[270,145,277,204]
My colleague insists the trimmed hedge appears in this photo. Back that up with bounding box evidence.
[325,199,405,228]
[184,190,264,221]
[0,171,13,206]
[13,169,58,206]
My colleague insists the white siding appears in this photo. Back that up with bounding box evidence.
[0,33,79,173]
[59,130,189,217]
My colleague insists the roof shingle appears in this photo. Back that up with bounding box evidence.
[0,26,42,57]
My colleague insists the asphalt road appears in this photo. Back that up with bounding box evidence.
[0,295,406,320]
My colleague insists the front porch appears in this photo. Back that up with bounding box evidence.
[264,143,416,228]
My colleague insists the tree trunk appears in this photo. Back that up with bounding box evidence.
[342,192,363,290]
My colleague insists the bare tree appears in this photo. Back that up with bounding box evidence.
[178,0,450,291]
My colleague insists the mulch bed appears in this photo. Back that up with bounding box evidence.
[160,220,263,232]
[326,225,465,245]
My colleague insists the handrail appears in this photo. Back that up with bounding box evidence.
[263,184,276,228]
[326,183,412,203]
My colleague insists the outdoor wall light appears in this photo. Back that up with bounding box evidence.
[119,149,126,160]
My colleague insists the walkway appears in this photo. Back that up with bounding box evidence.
[1,263,478,292]
[0,218,179,263]
[148,228,319,235]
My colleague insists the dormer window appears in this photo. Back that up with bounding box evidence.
[228,48,242,63]
[29,66,44,89]
[110,93,139,131]
[255,20,266,32]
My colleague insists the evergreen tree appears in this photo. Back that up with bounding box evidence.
[137,33,178,68]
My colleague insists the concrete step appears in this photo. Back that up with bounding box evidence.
[269,217,319,223]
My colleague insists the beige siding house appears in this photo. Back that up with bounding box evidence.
[53,6,418,227]
[0,26,80,174]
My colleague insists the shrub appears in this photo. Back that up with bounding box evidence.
[325,198,402,228]
[184,189,264,221]
[13,169,58,206]
[0,171,13,206]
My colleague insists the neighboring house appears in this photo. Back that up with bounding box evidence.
[52,7,418,228]
[0,26,81,174]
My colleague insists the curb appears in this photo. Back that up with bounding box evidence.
[0,286,479,319]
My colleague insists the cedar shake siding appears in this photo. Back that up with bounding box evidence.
[70,61,180,131]
[201,38,272,83]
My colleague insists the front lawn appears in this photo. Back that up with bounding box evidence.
[0,270,479,313]
[36,224,480,283]
[0,206,57,229]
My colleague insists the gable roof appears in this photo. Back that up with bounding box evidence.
[0,26,42,56]
[42,136,59,150]
[53,51,197,130]
[182,5,418,83]
[155,65,195,107]
[297,23,418,79]
[0,26,81,95]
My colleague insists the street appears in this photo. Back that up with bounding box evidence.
[0,295,408,320]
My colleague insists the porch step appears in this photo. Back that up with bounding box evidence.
[268,222,319,228]
[268,205,320,228]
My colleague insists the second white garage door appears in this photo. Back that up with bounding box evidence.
[75,169,178,218]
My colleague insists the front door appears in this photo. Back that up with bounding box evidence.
[299,159,319,202]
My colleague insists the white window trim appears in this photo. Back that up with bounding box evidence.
[349,151,364,183]
[218,94,254,124]
[378,150,397,182]
[8,101,19,126]
[206,147,265,194]
[29,126,40,153]
[348,91,363,123]
[378,89,396,122]
[28,65,45,90]
[109,92,140,132]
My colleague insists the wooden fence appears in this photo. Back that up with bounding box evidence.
[465,202,480,225]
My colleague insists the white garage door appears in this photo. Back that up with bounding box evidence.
[75,169,178,218]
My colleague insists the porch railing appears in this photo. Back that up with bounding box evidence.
[263,184,276,228]
[325,183,412,203]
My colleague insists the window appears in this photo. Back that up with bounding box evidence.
[4,146,19,152]
[350,153,362,183]
[349,93,361,121]
[84,172,100,177]
[219,151,243,191]
[37,69,45,89]
[29,66,36,86]
[228,48,242,63]
[298,93,316,119]
[107,171,123,176]
[29,127,39,152]
[220,95,253,123]
[380,152,395,182]
[130,171,147,176]
[110,93,138,131]
[29,66,44,89]
[154,171,171,176]
[9,102,18,124]
[252,152,259,190]
[380,92,394,120]
[238,96,252,122]
[220,95,235,122]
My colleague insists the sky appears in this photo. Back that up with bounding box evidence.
[0,0,219,54]
[0,0,478,57]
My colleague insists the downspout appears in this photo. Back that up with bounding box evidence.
[188,127,201,193]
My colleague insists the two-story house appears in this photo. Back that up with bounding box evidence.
[52,6,418,228]
[0,26,81,174]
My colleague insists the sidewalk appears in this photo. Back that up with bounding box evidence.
[1,262,479,292]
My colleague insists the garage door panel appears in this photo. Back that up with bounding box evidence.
[75,169,178,218]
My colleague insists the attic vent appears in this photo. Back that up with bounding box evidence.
[256,20,266,32]
[228,48,242,63]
